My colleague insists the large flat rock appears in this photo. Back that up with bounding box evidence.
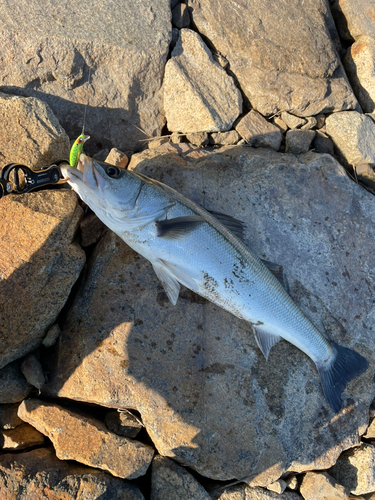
[0,0,171,154]
[0,190,85,369]
[44,147,374,483]
[187,0,358,116]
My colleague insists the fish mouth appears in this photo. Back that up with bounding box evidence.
[61,154,108,191]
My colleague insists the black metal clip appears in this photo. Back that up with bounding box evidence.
[0,160,68,199]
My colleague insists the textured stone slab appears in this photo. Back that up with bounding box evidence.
[18,399,154,479]
[325,111,375,166]
[1,422,44,451]
[187,0,358,117]
[235,110,282,150]
[299,471,349,500]
[164,29,242,133]
[0,447,145,500]
[0,190,85,369]
[344,36,375,113]
[332,0,375,41]
[0,92,69,170]
[45,146,374,483]
[329,443,375,495]
[151,456,211,500]
[0,0,171,154]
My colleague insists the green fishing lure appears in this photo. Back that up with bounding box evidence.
[69,132,90,168]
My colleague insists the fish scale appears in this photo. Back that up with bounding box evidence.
[60,154,369,413]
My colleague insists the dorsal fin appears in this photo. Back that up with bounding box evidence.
[260,259,288,291]
[207,210,246,241]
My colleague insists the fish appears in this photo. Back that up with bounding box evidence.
[60,154,369,412]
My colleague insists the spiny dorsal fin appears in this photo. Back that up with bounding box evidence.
[207,210,246,241]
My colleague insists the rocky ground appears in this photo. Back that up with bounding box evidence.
[1,0,375,499]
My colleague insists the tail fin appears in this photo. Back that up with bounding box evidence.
[316,343,369,412]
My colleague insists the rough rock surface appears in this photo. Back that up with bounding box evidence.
[0,447,145,500]
[0,0,171,154]
[329,443,375,495]
[0,404,23,429]
[105,410,143,438]
[0,190,85,369]
[285,130,316,154]
[18,399,154,479]
[299,471,349,500]
[187,0,358,117]
[325,111,375,166]
[281,112,307,130]
[164,29,242,133]
[20,353,45,390]
[151,455,211,500]
[0,92,69,170]
[332,0,375,41]
[344,36,375,113]
[44,146,374,483]
[210,131,241,145]
[1,422,45,450]
[0,362,32,404]
[235,110,282,150]
[210,484,302,500]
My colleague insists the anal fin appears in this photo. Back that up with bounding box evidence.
[253,327,281,360]
[152,261,180,306]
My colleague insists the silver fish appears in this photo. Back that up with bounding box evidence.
[61,154,368,412]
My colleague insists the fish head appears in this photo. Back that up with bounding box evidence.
[60,153,143,217]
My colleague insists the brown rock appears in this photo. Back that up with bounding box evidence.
[18,399,154,479]
[209,131,241,145]
[332,0,375,41]
[1,422,44,450]
[151,455,211,499]
[44,146,374,483]
[210,484,302,499]
[186,132,210,147]
[105,147,129,169]
[187,0,358,117]
[0,447,145,500]
[0,403,23,429]
[355,163,375,192]
[164,29,242,133]
[235,110,282,150]
[329,443,375,495]
[0,92,69,170]
[299,471,349,500]
[0,361,32,404]
[0,189,85,369]
[105,410,143,438]
[267,479,287,494]
[20,353,45,390]
[281,112,307,130]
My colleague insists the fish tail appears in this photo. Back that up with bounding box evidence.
[316,343,369,412]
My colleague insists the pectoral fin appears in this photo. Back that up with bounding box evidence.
[156,216,205,239]
[253,327,281,360]
[152,261,180,306]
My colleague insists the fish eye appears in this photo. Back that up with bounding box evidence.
[106,166,121,178]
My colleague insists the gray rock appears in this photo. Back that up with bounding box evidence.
[0,0,171,154]
[44,146,374,483]
[281,112,307,130]
[315,114,326,129]
[329,443,375,495]
[105,410,143,438]
[285,130,316,154]
[210,131,241,145]
[164,29,242,133]
[299,471,349,500]
[186,132,210,147]
[312,131,335,156]
[235,110,282,150]
[0,447,145,500]
[187,0,358,117]
[42,324,61,348]
[20,354,45,390]
[331,0,375,41]
[0,362,32,404]
[344,36,375,113]
[80,212,107,247]
[172,3,190,28]
[325,111,375,166]
[210,484,302,499]
[151,456,211,500]
[0,404,23,430]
